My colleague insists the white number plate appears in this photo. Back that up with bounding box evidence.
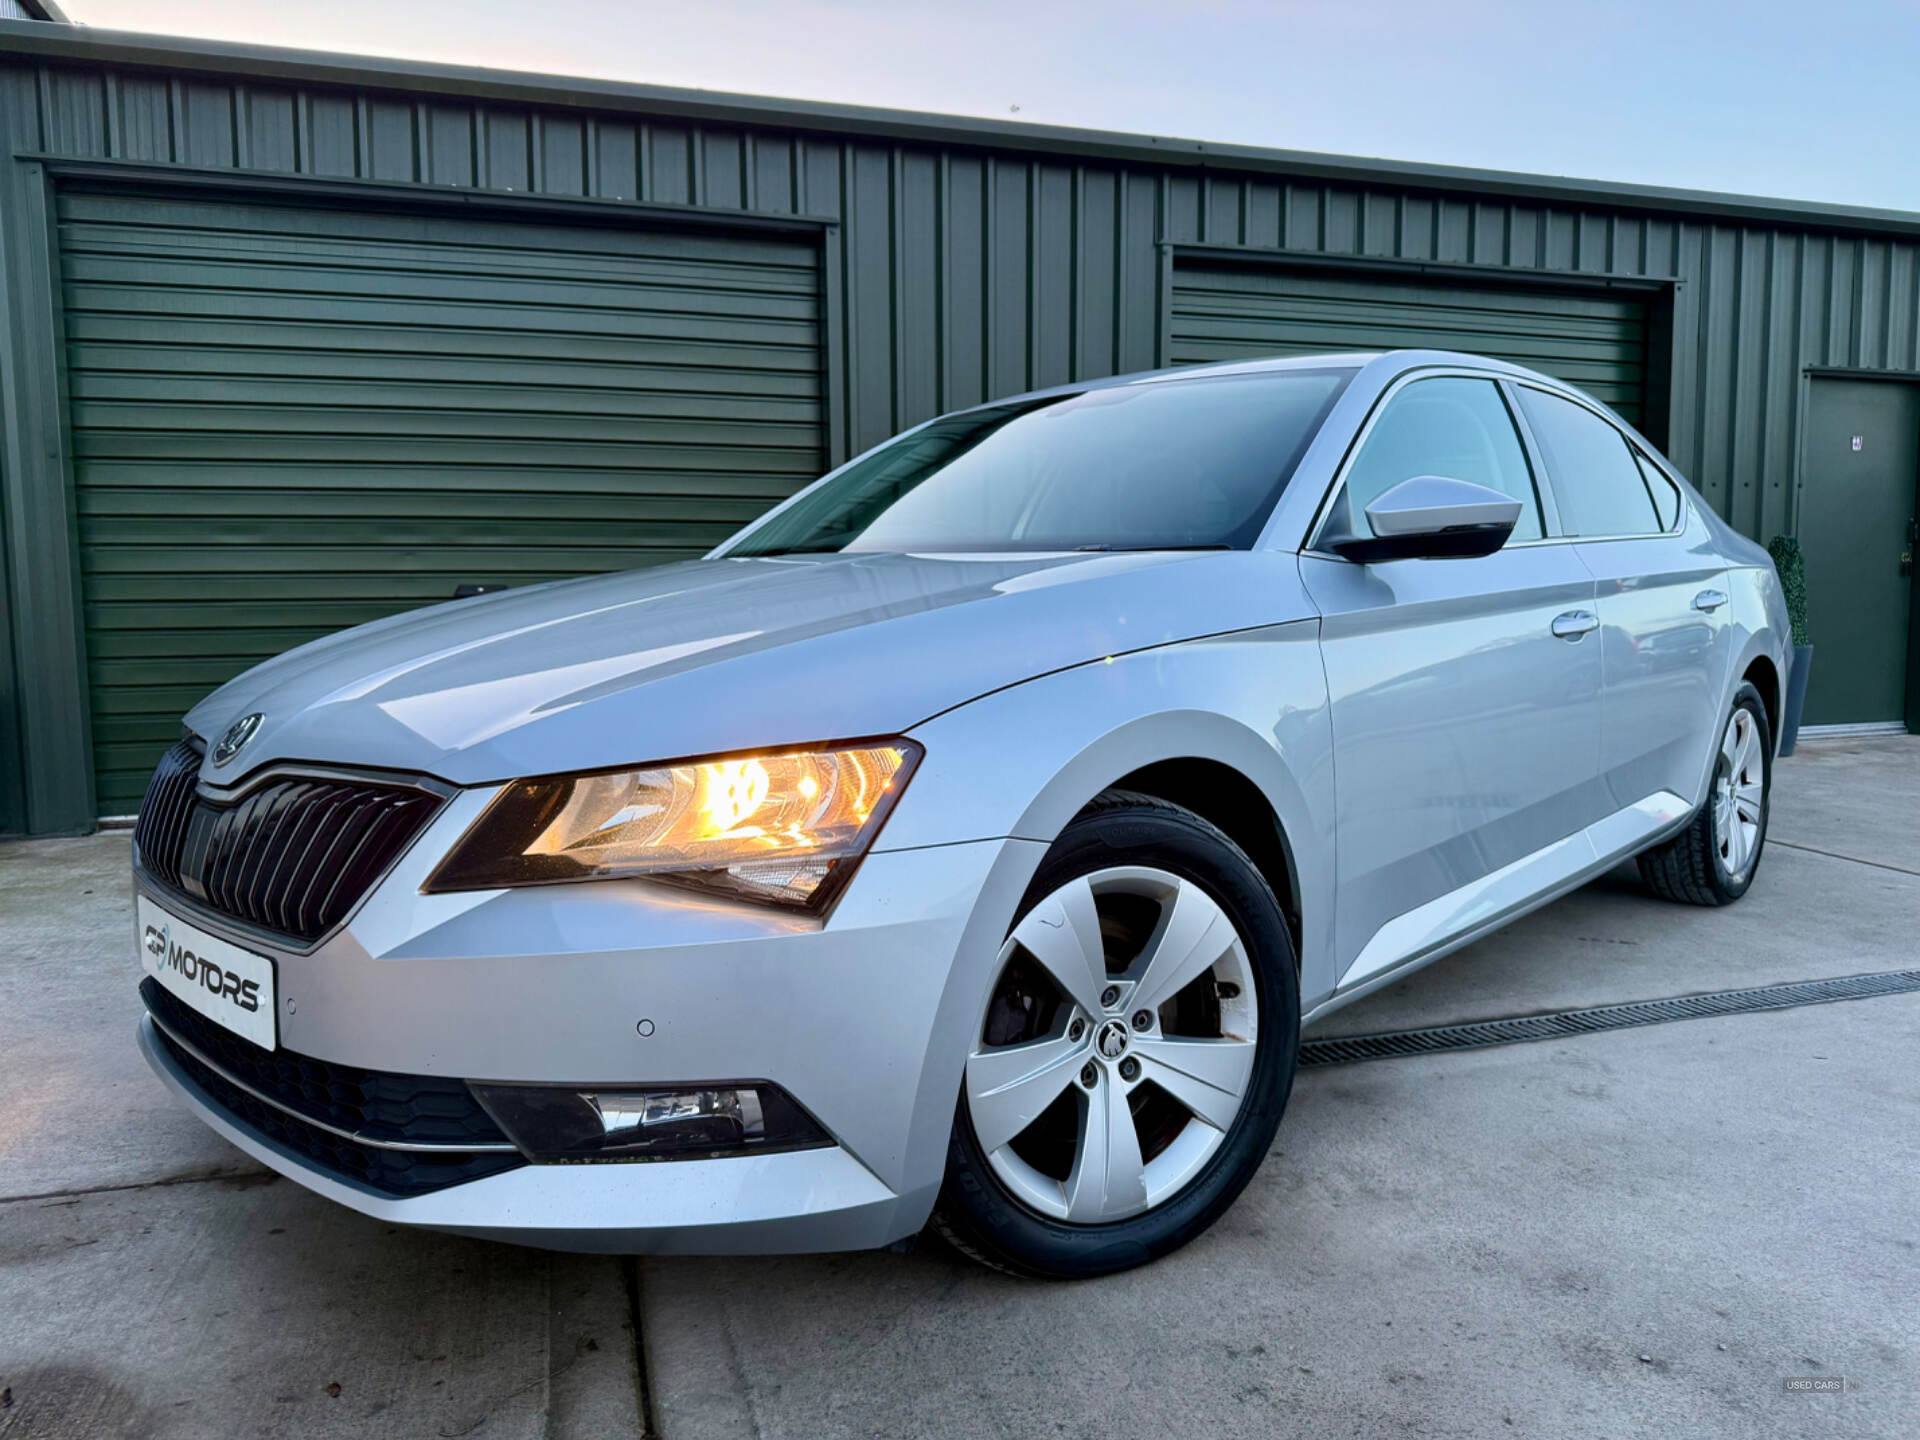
[138,894,277,1050]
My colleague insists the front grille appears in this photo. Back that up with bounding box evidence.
[142,979,524,1198]
[134,738,444,943]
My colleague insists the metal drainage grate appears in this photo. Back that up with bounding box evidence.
[1300,969,1920,1068]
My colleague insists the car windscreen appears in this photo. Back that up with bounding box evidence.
[727,368,1355,555]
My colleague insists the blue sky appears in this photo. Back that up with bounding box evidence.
[61,0,1920,212]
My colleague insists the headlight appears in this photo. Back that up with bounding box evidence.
[424,740,921,911]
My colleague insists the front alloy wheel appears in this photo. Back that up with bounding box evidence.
[933,792,1298,1277]
[966,867,1259,1224]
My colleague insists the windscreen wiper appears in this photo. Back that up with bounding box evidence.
[1072,544,1232,553]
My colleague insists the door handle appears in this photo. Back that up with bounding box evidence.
[1692,588,1728,613]
[1551,610,1599,640]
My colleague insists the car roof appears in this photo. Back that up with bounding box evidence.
[1141,349,1545,383]
[959,349,1565,415]
[935,346,1667,471]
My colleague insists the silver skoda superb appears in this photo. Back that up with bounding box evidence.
[134,350,1788,1277]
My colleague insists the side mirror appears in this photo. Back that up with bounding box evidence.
[1327,475,1523,563]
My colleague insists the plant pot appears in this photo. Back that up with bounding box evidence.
[1778,643,1813,757]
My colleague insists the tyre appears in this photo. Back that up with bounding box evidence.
[1637,681,1772,906]
[931,790,1299,1278]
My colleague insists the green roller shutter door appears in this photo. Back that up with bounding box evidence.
[58,188,825,812]
[1170,263,1649,425]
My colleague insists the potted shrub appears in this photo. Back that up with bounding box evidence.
[1767,535,1814,756]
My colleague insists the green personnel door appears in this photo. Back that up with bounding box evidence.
[1169,262,1651,427]
[57,187,826,813]
[1798,378,1920,728]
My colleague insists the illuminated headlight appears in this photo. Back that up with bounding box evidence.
[424,741,921,910]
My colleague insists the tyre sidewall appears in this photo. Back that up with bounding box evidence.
[940,800,1300,1278]
[1709,683,1772,900]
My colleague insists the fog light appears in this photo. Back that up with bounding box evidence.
[469,1081,828,1162]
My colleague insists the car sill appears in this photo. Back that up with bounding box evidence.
[1305,791,1692,1027]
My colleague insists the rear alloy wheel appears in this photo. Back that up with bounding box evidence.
[1711,704,1767,879]
[933,792,1298,1277]
[1638,681,1772,906]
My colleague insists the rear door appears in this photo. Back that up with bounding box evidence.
[1300,373,1603,992]
[1511,385,1732,812]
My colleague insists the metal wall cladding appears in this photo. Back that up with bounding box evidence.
[57,185,824,806]
[6,54,1920,828]
[15,59,1920,550]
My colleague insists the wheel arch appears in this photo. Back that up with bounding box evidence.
[1682,632,1786,809]
[891,636,1337,1005]
[1103,756,1303,957]
[886,644,1337,1218]
[1741,651,1781,750]
[969,707,1331,1008]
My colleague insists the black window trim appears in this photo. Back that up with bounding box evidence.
[1629,443,1688,536]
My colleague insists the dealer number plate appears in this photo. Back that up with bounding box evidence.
[138,894,277,1050]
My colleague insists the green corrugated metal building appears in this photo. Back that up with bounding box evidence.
[2,20,1917,835]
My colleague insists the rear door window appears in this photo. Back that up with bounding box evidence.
[1513,387,1659,537]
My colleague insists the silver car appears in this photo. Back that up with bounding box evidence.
[133,349,1788,1277]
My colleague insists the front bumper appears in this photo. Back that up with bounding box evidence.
[136,815,1045,1253]
[140,1018,903,1253]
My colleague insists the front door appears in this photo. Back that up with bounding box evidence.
[1300,374,1604,993]
[1800,379,1919,726]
